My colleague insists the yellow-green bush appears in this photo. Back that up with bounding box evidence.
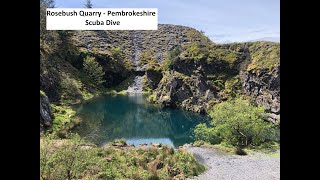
[195,97,278,147]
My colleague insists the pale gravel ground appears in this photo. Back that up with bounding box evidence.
[185,145,280,180]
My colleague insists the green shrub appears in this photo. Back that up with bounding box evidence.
[208,97,275,147]
[194,123,221,144]
[222,76,242,98]
[60,73,83,101]
[50,105,81,136]
[40,134,102,180]
[83,56,105,87]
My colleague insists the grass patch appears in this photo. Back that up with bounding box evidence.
[40,135,206,179]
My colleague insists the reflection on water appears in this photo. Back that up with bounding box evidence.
[72,95,209,148]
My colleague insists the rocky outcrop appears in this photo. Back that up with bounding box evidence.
[40,91,54,133]
[155,69,216,114]
[145,70,163,90]
[152,41,280,124]
[240,65,280,124]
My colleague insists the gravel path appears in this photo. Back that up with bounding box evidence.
[185,145,280,180]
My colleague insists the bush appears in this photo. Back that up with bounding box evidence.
[83,56,105,87]
[208,97,276,147]
[60,73,82,101]
[194,124,220,144]
[40,134,102,180]
[50,105,80,134]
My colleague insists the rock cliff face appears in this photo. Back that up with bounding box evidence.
[40,92,53,132]
[240,65,280,124]
[152,41,280,124]
[155,70,214,113]
[72,24,211,67]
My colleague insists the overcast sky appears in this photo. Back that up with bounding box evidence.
[54,0,280,43]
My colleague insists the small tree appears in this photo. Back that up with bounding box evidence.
[83,56,105,87]
[84,0,93,8]
[208,97,275,147]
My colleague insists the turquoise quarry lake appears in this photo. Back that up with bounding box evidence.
[72,95,209,148]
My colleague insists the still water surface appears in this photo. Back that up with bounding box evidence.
[73,95,209,148]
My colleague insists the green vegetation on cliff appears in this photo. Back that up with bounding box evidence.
[247,41,280,71]
[83,56,105,87]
